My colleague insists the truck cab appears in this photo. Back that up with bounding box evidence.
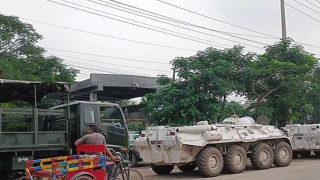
[0,79,129,179]
[53,101,129,153]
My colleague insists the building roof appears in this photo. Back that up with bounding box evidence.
[70,74,158,101]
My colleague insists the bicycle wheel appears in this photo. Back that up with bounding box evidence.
[116,168,143,180]
[72,174,94,180]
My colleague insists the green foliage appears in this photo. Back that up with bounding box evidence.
[245,39,318,126]
[127,122,144,132]
[143,39,320,126]
[0,14,78,82]
[143,46,254,126]
[2,122,28,132]
[219,101,245,121]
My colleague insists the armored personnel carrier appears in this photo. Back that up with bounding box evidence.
[284,124,320,158]
[135,117,292,177]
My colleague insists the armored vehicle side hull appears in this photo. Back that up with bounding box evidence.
[285,124,320,158]
[136,122,292,177]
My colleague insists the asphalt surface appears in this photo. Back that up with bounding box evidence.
[133,157,320,180]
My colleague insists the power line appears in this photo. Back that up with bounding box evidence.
[305,0,320,10]
[64,61,158,80]
[46,0,231,49]
[45,47,169,64]
[63,61,145,76]
[21,18,196,52]
[293,0,320,15]
[155,0,320,50]
[48,53,171,73]
[284,1,320,49]
[101,0,274,39]
[285,2,320,23]
[62,0,256,48]
[63,59,146,75]
[84,0,266,47]
[295,41,320,49]
[66,63,159,87]
[64,0,256,47]
[95,0,276,40]
[155,0,279,38]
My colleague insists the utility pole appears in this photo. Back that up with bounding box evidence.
[280,0,287,39]
[172,65,176,81]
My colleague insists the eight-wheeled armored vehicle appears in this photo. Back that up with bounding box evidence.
[284,124,320,158]
[136,117,292,177]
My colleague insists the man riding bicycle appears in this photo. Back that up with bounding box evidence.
[74,124,119,180]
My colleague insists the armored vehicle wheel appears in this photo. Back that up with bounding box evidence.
[292,152,299,158]
[299,151,311,158]
[224,145,247,174]
[250,143,274,170]
[314,151,320,156]
[178,164,197,172]
[273,141,292,167]
[197,146,223,177]
[151,164,174,175]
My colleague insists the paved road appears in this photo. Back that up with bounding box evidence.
[134,157,320,180]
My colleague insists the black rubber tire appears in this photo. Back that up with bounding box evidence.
[224,145,247,174]
[73,174,94,180]
[130,152,138,167]
[314,151,320,157]
[299,151,311,158]
[16,176,27,180]
[250,143,274,170]
[0,171,10,180]
[178,164,197,172]
[273,141,292,167]
[116,168,143,180]
[151,164,174,175]
[292,152,299,158]
[197,146,223,177]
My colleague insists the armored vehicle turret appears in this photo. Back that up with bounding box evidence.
[135,117,292,177]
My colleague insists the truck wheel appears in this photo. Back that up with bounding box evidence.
[151,164,174,175]
[178,164,197,172]
[224,145,247,174]
[197,146,223,177]
[16,176,27,180]
[273,141,292,167]
[292,152,299,158]
[250,143,274,170]
[315,151,320,157]
[299,151,311,158]
[0,171,10,180]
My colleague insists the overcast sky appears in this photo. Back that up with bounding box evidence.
[1,0,320,82]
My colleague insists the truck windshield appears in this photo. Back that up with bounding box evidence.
[100,107,123,125]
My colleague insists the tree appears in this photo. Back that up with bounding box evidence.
[143,39,320,126]
[143,46,254,125]
[220,101,246,120]
[243,39,318,126]
[0,14,78,82]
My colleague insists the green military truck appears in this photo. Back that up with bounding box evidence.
[0,79,129,179]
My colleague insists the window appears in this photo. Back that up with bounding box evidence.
[100,107,122,125]
[84,107,95,123]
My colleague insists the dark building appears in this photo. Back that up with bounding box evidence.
[70,74,158,102]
